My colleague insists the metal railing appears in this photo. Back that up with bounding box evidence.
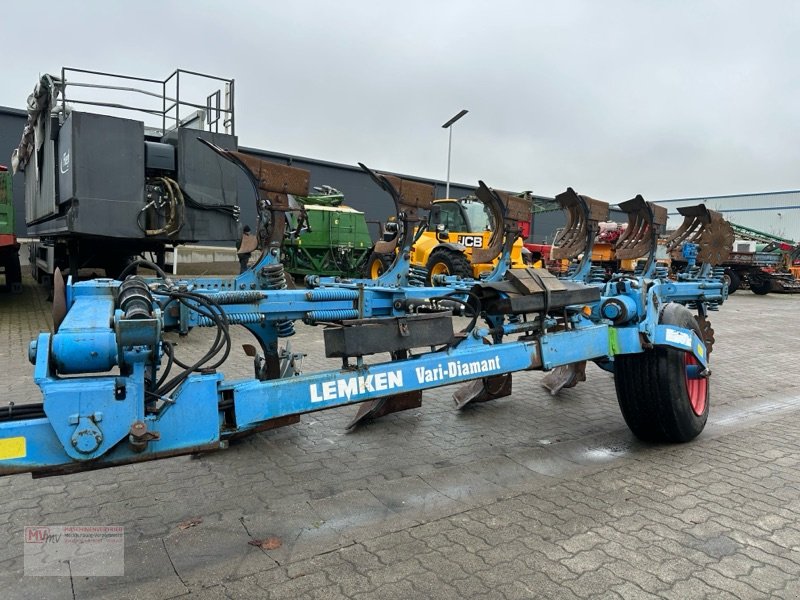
[59,67,235,135]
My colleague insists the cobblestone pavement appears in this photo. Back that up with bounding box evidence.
[1,276,799,599]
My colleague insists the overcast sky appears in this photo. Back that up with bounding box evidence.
[2,1,798,201]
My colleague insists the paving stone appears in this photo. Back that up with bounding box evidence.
[367,474,465,521]
[241,504,348,566]
[0,573,74,600]
[417,463,508,504]
[73,538,188,600]
[308,488,419,542]
[162,517,277,591]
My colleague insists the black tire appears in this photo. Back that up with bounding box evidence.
[723,268,740,294]
[749,272,772,295]
[3,254,22,292]
[425,248,472,285]
[363,252,393,279]
[614,303,709,443]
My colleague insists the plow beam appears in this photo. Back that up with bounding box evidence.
[666,204,735,265]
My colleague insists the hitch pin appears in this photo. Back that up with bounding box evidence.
[148,392,175,405]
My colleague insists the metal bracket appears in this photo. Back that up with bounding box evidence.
[128,420,160,453]
[71,416,104,454]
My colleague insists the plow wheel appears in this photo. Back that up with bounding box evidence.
[614,303,709,443]
[426,248,472,285]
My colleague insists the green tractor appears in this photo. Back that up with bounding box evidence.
[0,166,22,293]
[283,186,375,279]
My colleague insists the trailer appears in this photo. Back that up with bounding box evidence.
[0,166,22,293]
[13,68,241,283]
[670,220,799,294]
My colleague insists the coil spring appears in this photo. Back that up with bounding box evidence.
[705,266,727,311]
[304,309,359,324]
[560,264,578,280]
[408,266,428,287]
[262,263,287,287]
[305,289,360,301]
[685,299,720,312]
[687,300,720,311]
[197,313,264,327]
[261,263,295,337]
[655,266,670,280]
[588,266,606,284]
[206,291,265,304]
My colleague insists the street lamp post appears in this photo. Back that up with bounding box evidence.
[442,109,468,199]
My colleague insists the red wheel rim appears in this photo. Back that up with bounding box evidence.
[684,353,707,415]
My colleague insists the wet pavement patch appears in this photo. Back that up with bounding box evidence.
[686,534,742,559]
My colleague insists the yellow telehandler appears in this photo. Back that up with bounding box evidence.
[366,195,529,283]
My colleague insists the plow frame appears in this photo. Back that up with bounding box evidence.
[0,150,733,478]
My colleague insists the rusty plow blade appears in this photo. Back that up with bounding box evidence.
[541,361,587,396]
[358,163,434,257]
[52,267,67,332]
[472,183,531,265]
[551,188,609,261]
[199,138,310,248]
[346,391,423,430]
[665,204,735,266]
[614,196,667,270]
[346,350,422,429]
[453,374,513,409]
